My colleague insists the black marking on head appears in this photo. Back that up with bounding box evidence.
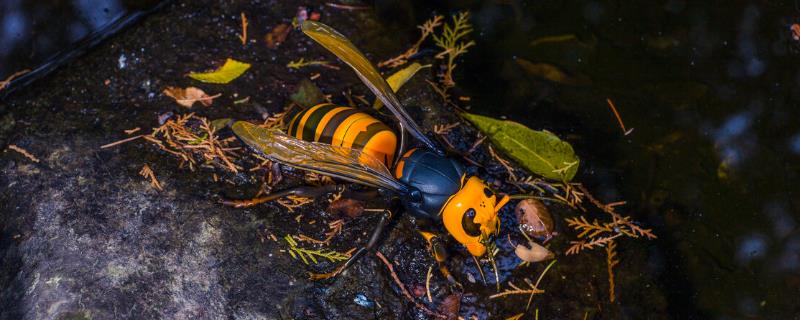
[461,208,482,237]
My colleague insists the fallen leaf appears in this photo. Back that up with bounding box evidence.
[515,58,591,86]
[188,58,251,84]
[515,198,556,241]
[373,62,430,109]
[438,294,461,320]
[515,241,554,263]
[266,23,291,48]
[211,118,233,131]
[327,198,365,218]
[163,86,220,107]
[462,112,580,181]
[290,79,326,108]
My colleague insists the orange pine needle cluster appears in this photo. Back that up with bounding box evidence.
[139,164,163,191]
[378,15,444,69]
[606,240,619,303]
[145,113,241,172]
[6,144,40,163]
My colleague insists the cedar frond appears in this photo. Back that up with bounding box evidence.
[379,15,444,68]
[606,240,620,302]
[284,235,349,265]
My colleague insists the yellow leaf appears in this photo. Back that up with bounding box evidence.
[188,58,251,84]
[373,63,430,109]
[162,86,220,108]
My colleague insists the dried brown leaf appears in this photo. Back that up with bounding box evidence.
[266,23,291,49]
[163,86,219,108]
[327,198,365,218]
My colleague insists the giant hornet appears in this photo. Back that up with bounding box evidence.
[227,21,509,285]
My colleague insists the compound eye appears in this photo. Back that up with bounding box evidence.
[461,208,482,237]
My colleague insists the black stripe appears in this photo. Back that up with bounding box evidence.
[300,104,338,141]
[288,107,312,137]
[318,108,360,144]
[352,122,391,149]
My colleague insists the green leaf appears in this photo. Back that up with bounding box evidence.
[373,63,430,109]
[290,79,326,108]
[210,118,232,132]
[188,58,251,84]
[461,112,579,181]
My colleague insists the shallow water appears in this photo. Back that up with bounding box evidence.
[404,1,800,318]
[1,0,799,319]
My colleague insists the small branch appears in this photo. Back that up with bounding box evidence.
[239,12,248,45]
[325,2,370,10]
[605,240,619,303]
[6,144,40,163]
[605,98,634,136]
[0,69,31,91]
[100,134,144,149]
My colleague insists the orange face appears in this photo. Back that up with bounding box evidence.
[440,176,510,256]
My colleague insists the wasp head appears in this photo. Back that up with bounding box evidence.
[441,176,510,257]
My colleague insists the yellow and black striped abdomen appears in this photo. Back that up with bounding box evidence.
[287,103,397,166]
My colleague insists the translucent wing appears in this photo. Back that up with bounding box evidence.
[232,121,409,194]
[301,20,443,156]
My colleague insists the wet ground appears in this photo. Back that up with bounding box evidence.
[1,0,799,319]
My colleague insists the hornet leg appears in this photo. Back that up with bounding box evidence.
[418,231,463,290]
[310,207,395,280]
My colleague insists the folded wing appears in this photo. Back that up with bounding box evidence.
[301,20,443,156]
[232,121,409,194]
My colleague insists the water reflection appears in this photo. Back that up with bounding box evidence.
[378,0,800,317]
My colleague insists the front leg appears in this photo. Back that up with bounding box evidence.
[418,230,462,290]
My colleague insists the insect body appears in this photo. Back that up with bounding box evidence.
[230,20,509,283]
[286,103,397,167]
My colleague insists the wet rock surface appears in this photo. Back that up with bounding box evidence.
[0,1,667,319]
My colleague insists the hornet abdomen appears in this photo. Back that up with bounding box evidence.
[287,103,398,166]
[394,148,465,218]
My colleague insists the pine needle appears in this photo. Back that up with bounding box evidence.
[6,144,40,163]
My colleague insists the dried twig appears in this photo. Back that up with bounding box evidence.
[379,15,444,68]
[605,98,634,135]
[6,144,40,163]
[0,69,30,91]
[100,134,144,149]
[276,195,313,213]
[606,240,619,303]
[239,12,248,45]
[375,251,446,319]
[489,280,545,299]
[325,2,370,10]
[425,265,434,303]
[433,122,460,135]
[489,145,518,181]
